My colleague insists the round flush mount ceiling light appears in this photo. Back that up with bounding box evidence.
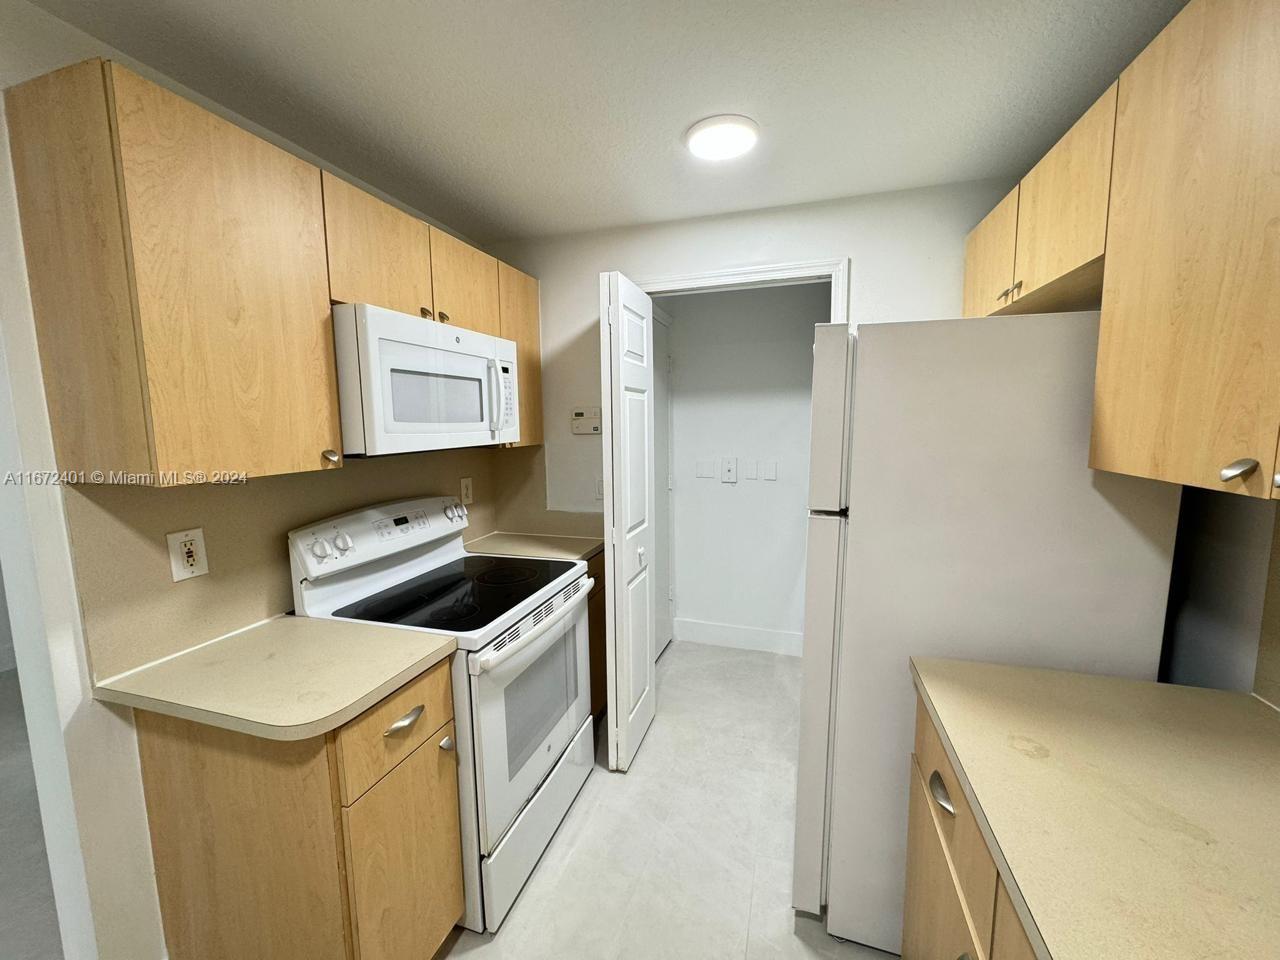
[685,114,759,161]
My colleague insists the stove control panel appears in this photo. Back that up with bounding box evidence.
[288,496,468,583]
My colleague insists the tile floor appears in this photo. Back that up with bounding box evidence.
[447,641,887,960]
[0,668,63,960]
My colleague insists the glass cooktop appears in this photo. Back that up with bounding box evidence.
[333,555,576,633]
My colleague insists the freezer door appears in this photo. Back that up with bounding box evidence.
[807,323,855,512]
[792,511,846,914]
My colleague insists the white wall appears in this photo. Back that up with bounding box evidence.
[491,179,1008,516]
[661,284,828,656]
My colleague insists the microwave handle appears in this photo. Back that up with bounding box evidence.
[468,577,593,676]
[489,359,509,434]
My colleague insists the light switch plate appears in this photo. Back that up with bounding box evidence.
[460,477,474,504]
[695,460,715,479]
[743,460,758,480]
[721,457,738,483]
[762,459,778,481]
[166,528,208,582]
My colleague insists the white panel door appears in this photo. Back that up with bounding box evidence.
[599,271,657,771]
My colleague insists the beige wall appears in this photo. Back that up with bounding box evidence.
[68,449,497,681]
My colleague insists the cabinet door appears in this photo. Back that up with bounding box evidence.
[1013,82,1116,302]
[962,188,1018,317]
[1091,0,1280,497]
[429,227,500,336]
[110,63,341,479]
[343,722,464,960]
[991,881,1036,960]
[498,261,543,446]
[322,171,434,318]
[901,759,981,960]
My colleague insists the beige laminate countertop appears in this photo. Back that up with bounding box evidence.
[911,658,1280,960]
[95,616,455,741]
[466,531,604,562]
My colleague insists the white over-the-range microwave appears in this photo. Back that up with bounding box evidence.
[333,303,520,455]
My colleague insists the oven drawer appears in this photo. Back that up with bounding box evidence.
[335,657,453,805]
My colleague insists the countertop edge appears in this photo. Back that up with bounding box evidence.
[95,640,456,742]
[909,658,1052,960]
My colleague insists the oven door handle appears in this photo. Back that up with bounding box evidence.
[468,577,594,677]
[489,358,509,434]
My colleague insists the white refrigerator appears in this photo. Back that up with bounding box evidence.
[791,312,1181,952]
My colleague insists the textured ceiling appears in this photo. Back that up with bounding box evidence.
[30,0,1185,243]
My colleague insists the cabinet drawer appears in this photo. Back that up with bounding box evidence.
[914,697,997,952]
[335,658,453,805]
[902,757,983,960]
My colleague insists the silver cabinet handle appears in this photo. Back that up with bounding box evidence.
[957,954,974,960]
[383,704,424,737]
[438,311,450,323]
[420,307,434,319]
[1011,280,1023,294]
[439,734,455,752]
[322,449,340,464]
[1219,458,1259,482]
[996,287,1012,301]
[1274,473,1280,489]
[928,770,955,817]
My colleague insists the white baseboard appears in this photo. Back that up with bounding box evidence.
[673,617,802,657]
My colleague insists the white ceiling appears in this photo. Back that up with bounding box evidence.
[30,0,1185,243]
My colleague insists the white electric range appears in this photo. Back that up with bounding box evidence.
[289,496,595,933]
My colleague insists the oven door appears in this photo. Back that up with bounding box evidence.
[467,580,592,854]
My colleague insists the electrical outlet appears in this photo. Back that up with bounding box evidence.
[594,475,605,500]
[166,528,208,582]
[460,477,474,504]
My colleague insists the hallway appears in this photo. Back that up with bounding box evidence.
[449,641,884,960]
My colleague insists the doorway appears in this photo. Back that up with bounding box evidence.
[598,260,848,773]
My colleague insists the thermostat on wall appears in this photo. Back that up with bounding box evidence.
[571,406,602,435]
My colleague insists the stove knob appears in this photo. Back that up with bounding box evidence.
[460,504,468,517]
[334,532,354,553]
[310,539,333,560]
[444,506,457,520]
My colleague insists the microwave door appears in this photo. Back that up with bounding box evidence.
[368,338,496,454]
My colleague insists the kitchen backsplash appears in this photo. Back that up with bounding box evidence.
[65,448,497,681]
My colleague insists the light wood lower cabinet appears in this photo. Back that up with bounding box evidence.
[344,721,464,960]
[135,658,463,960]
[5,59,342,483]
[903,698,1039,960]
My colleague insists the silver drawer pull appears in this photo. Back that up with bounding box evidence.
[928,770,955,817]
[1220,458,1259,482]
[439,735,455,752]
[383,704,424,737]
[1274,473,1280,489]
[322,449,340,464]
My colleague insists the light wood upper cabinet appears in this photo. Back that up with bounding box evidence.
[430,226,501,336]
[5,59,341,483]
[1091,0,1280,497]
[343,721,464,960]
[1013,82,1117,303]
[322,170,434,318]
[962,187,1018,317]
[498,262,544,447]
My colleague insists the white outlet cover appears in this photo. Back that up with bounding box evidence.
[166,528,208,582]
[695,460,715,479]
[743,460,758,480]
[762,459,778,481]
[721,457,738,483]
